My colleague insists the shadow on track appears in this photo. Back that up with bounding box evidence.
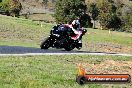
[0,45,118,55]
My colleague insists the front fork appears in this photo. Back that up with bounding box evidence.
[77,43,82,50]
[76,37,82,50]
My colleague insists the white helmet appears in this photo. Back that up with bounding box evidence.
[72,20,80,29]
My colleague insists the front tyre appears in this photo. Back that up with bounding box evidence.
[64,47,74,51]
[64,43,75,51]
[40,37,51,49]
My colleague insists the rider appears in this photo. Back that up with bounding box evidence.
[65,19,82,49]
[65,19,80,33]
[52,19,83,49]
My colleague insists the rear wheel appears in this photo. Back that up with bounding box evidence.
[40,37,51,49]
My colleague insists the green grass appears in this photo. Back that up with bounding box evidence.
[0,15,54,47]
[0,14,132,48]
[84,29,132,47]
[0,55,131,88]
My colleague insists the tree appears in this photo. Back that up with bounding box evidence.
[43,0,48,5]
[42,0,48,9]
[97,0,122,30]
[9,0,22,17]
[89,3,99,28]
[97,0,111,29]
[120,5,132,32]
[106,14,122,31]
[0,0,22,17]
[85,0,132,32]
[0,0,10,15]
[115,0,132,32]
[54,0,92,27]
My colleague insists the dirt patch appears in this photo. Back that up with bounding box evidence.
[81,60,132,80]
[84,42,132,54]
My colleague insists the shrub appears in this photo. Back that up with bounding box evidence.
[54,0,92,27]
[0,0,22,17]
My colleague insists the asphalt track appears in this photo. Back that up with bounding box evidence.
[0,46,132,56]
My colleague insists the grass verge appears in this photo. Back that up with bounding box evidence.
[0,55,132,88]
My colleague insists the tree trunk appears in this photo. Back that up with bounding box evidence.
[93,20,96,29]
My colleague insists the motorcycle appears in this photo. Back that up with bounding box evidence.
[40,25,87,51]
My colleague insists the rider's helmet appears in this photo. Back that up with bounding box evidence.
[72,20,80,30]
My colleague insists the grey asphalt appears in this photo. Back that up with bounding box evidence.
[0,46,132,56]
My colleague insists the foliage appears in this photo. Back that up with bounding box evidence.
[54,0,92,27]
[119,3,132,32]
[86,0,132,32]
[79,13,93,27]
[95,0,122,30]
[88,3,99,28]
[106,14,122,31]
[121,14,132,32]
[42,0,48,5]
[0,0,10,13]
[0,0,22,17]
[89,3,99,20]
[9,0,22,17]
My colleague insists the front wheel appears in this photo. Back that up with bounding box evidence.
[64,47,74,51]
[40,37,51,49]
[64,42,75,51]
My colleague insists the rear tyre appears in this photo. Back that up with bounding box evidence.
[40,37,51,49]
